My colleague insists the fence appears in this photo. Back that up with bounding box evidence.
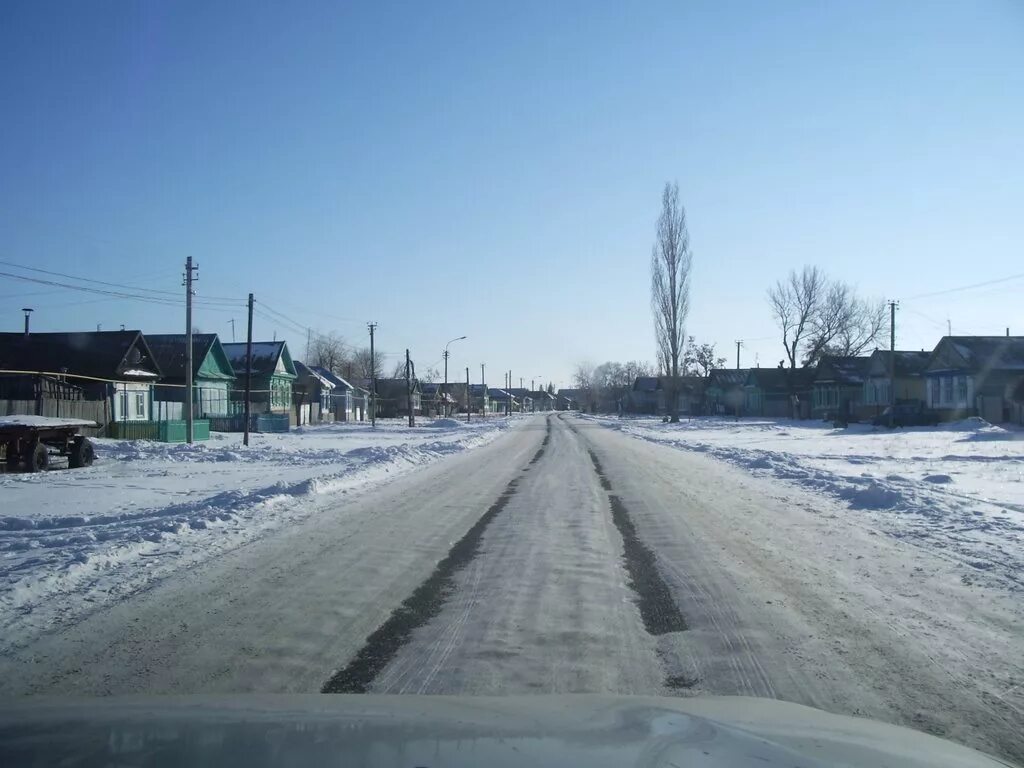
[207,413,290,434]
[105,420,210,442]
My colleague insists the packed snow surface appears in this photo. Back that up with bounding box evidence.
[0,415,98,428]
[584,415,1024,592]
[0,417,515,649]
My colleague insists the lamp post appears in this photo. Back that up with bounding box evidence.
[443,335,466,416]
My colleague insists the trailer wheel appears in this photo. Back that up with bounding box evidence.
[69,437,95,469]
[27,442,49,472]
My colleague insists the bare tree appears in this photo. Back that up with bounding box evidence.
[389,359,409,379]
[683,337,726,379]
[572,361,597,413]
[309,330,347,373]
[347,346,384,382]
[768,266,826,369]
[419,366,440,383]
[650,182,693,423]
[769,267,887,366]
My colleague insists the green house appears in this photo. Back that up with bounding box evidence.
[149,333,236,419]
[221,341,298,421]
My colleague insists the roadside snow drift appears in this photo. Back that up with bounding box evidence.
[0,418,515,651]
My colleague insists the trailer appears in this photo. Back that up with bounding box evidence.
[0,415,97,472]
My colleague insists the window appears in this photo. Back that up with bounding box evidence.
[929,378,940,406]
[956,376,968,404]
[118,391,129,420]
[942,376,953,404]
[133,391,146,419]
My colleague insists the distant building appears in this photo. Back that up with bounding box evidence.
[222,341,298,426]
[924,336,1024,423]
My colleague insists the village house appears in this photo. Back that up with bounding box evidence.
[311,367,367,422]
[221,341,297,430]
[528,390,556,411]
[706,369,750,417]
[743,366,815,419]
[862,350,931,418]
[505,388,533,413]
[468,384,492,414]
[373,378,422,418]
[812,356,871,422]
[148,334,235,422]
[924,335,1024,423]
[0,330,163,438]
[420,382,456,417]
[293,361,336,425]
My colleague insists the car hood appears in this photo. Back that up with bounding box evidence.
[0,694,1014,767]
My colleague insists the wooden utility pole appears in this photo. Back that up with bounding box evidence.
[735,340,742,370]
[368,322,377,426]
[480,363,486,419]
[405,348,414,427]
[243,293,254,446]
[889,300,898,427]
[466,367,471,423]
[183,256,198,444]
[228,318,236,342]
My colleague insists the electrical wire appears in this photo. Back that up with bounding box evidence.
[0,258,242,303]
[0,271,245,310]
[903,271,1024,301]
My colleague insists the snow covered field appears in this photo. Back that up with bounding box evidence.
[0,417,516,651]
[584,415,1024,593]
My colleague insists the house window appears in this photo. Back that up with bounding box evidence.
[118,391,129,420]
[929,378,939,407]
[955,376,968,405]
[133,391,146,420]
[942,376,953,404]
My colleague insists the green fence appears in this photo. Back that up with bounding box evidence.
[107,420,210,442]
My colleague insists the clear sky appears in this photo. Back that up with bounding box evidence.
[2,1,1022,388]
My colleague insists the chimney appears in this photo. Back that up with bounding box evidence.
[1007,327,1010,337]
[21,307,33,337]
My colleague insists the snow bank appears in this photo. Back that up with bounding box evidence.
[0,417,515,651]
[585,415,1024,592]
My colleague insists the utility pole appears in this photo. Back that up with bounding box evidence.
[21,307,32,336]
[368,322,377,426]
[480,363,486,419]
[443,349,449,388]
[183,256,198,444]
[735,340,743,370]
[947,318,952,336]
[466,367,471,423]
[508,370,512,416]
[405,348,414,427]
[889,300,898,427]
[243,293,254,447]
[306,327,312,364]
[229,318,236,343]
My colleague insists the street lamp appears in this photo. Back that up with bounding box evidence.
[443,336,467,417]
[443,336,466,387]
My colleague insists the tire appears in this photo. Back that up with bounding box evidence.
[27,442,49,472]
[69,437,95,469]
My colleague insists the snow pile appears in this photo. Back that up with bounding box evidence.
[586,415,1024,591]
[0,417,514,651]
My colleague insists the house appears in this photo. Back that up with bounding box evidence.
[1011,379,1024,426]
[528,390,556,412]
[468,384,492,414]
[924,336,1024,423]
[373,378,422,418]
[862,350,931,418]
[148,334,235,421]
[420,382,456,417]
[311,367,366,422]
[221,341,298,426]
[812,356,871,422]
[743,366,815,419]
[0,331,163,436]
[293,361,335,425]
[488,388,517,413]
[506,388,533,413]
[443,382,470,415]
[627,377,662,414]
[706,369,750,416]
[556,393,576,411]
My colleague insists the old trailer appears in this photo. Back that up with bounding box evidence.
[0,415,97,472]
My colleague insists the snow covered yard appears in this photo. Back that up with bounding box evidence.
[0,416,517,651]
[585,414,1024,593]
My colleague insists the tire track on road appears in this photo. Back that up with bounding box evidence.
[322,416,552,694]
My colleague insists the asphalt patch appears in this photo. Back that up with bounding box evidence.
[321,415,552,693]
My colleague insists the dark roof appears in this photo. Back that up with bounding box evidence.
[468,384,488,396]
[633,376,660,392]
[744,366,816,392]
[294,361,335,389]
[221,341,294,378]
[708,369,751,388]
[506,388,532,398]
[928,336,1024,373]
[0,331,162,381]
[867,350,931,378]
[815,356,871,385]
[488,388,514,401]
[374,378,421,398]
[146,334,232,383]
[529,390,555,400]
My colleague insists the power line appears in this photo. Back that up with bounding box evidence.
[0,271,244,310]
[903,271,1024,301]
[0,259,241,303]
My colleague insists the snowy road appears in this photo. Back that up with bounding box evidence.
[1,414,1021,762]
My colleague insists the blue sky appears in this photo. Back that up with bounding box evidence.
[1,1,1022,388]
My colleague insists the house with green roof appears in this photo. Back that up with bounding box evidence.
[148,334,236,420]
